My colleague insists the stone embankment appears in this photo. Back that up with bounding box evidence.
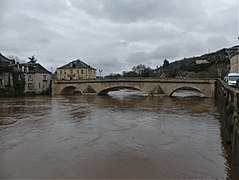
[216,79,239,170]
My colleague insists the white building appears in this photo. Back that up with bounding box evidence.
[20,63,52,94]
[196,60,209,65]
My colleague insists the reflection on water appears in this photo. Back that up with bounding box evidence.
[0,91,238,179]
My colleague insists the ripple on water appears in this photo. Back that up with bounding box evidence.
[0,118,17,126]
[0,95,236,179]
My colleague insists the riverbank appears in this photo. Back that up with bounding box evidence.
[216,79,239,176]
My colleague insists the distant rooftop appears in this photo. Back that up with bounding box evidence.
[22,63,51,74]
[57,59,96,70]
[0,53,14,64]
[226,45,239,57]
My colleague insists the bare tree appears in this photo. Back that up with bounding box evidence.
[7,55,25,63]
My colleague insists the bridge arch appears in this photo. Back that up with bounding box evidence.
[169,86,206,97]
[97,86,146,96]
[60,86,82,95]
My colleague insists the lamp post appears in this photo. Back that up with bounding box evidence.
[99,69,103,78]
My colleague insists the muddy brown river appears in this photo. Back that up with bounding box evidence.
[0,90,238,179]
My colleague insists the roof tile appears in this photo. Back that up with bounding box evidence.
[58,59,96,70]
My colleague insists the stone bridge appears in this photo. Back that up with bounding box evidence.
[52,78,216,98]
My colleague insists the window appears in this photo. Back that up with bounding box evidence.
[77,70,79,74]
[81,70,84,74]
[28,75,33,81]
[28,83,33,90]
[60,70,62,74]
[43,75,47,81]
[43,81,47,87]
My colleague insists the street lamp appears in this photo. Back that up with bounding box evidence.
[99,69,103,78]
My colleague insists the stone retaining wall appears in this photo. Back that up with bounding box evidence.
[216,79,239,170]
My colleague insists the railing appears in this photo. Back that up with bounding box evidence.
[53,78,216,83]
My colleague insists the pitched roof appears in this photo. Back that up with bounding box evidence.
[0,53,15,68]
[0,53,14,63]
[57,59,96,70]
[22,63,51,74]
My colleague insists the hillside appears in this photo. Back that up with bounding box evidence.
[106,45,238,79]
[164,45,238,78]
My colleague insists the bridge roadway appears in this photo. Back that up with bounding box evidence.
[51,78,216,98]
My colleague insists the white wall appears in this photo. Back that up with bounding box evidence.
[25,73,52,94]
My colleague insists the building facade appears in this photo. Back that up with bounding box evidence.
[20,63,52,94]
[1,53,52,95]
[0,53,15,88]
[230,52,239,73]
[57,59,96,80]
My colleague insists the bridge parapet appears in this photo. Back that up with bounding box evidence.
[53,78,215,83]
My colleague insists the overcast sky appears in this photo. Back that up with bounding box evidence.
[0,0,238,75]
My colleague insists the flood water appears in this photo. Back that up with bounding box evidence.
[0,90,238,179]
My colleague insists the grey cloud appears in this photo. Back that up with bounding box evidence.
[0,11,62,53]
[150,45,181,60]
[206,36,231,51]
[0,0,237,75]
[126,45,175,67]
[127,52,149,64]
[0,0,69,16]
[90,56,126,75]
[71,0,205,23]
[70,0,104,18]
[126,39,207,68]
[116,22,184,43]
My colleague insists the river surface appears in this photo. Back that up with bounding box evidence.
[0,90,238,179]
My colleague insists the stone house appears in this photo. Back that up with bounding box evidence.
[57,59,96,80]
[20,63,52,94]
[230,51,239,73]
[1,53,52,95]
[0,53,15,88]
[0,53,15,67]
